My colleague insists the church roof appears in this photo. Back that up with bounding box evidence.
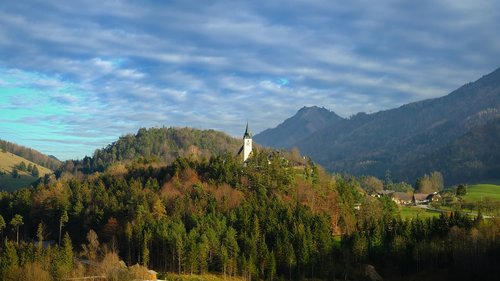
[243,123,251,138]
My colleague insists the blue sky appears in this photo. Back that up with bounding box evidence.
[1,0,499,160]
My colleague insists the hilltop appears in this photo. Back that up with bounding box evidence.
[57,127,244,175]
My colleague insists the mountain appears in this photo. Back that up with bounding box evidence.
[254,106,343,148]
[255,68,500,184]
[0,139,61,171]
[58,127,243,175]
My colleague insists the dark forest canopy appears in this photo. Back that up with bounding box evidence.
[1,150,499,281]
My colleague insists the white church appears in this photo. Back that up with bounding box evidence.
[237,123,252,162]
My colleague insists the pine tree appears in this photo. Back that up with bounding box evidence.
[11,168,19,178]
[60,233,74,275]
[51,233,74,279]
[36,222,45,255]
[0,215,5,240]
[19,161,27,171]
[10,214,24,245]
[32,165,40,177]
[0,240,18,277]
[59,210,69,245]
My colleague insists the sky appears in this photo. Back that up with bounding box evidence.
[1,0,499,160]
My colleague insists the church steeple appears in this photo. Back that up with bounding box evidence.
[238,122,252,162]
[243,122,251,139]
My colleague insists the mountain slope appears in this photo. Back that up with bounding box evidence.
[406,117,500,183]
[0,150,53,191]
[256,68,500,184]
[0,139,61,170]
[58,127,244,174]
[254,106,343,147]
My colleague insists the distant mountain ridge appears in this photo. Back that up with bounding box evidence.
[254,68,500,184]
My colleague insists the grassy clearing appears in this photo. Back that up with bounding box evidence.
[462,184,500,202]
[400,206,442,220]
[0,151,52,175]
[163,273,245,281]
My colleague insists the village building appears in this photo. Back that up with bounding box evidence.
[412,192,440,205]
[391,192,414,205]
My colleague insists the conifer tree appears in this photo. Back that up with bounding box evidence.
[0,215,5,240]
[0,240,18,277]
[36,222,45,255]
[59,210,69,245]
[58,233,74,277]
[32,165,40,177]
[10,214,23,245]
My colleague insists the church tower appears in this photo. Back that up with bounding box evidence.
[242,123,252,162]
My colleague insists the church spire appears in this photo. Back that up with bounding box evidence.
[240,122,252,162]
[243,122,251,139]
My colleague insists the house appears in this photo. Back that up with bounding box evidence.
[373,190,395,198]
[391,192,413,205]
[412,192,440,205]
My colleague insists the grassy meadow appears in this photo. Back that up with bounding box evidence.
[462,183,500,202]
[0,150,52,191]
[400,206,442,220]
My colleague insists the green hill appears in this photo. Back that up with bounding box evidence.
[0,150,52,191]
[57,127,244,175]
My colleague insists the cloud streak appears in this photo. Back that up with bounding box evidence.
[0,0,499,159]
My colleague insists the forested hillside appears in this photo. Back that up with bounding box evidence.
[407,117,500,183]
[0,149,498,280]
[255,68,500,184]
[0,139,61,171]
[57,127,242,175]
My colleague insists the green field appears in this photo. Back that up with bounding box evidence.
[400,206,442,220]
[462,184,500,202]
